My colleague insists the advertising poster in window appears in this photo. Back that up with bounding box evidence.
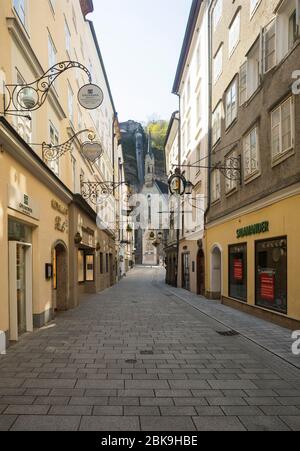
[233,258,243,281]
[259,271,275,302]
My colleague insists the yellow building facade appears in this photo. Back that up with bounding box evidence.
[205,189,300,329]
[0,0,124,346]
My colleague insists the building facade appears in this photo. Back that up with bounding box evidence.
[169,0,209,295]
[205,0,300,328]
[0,0,129,347]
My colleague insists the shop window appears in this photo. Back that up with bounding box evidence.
[100,253,104,274]
[85,255,95,282]
[255,237,287,314]
[78,250,85,283]
[229,244,247,302]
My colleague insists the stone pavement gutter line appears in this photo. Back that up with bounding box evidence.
[161,282,300,371]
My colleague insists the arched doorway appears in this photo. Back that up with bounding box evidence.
[53,241,68,311]
[197,249,205,296]
[211,245,222,300]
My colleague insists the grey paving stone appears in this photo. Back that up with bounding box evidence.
[24,389,51,396]
[208,380,257,390]
[140,416,196,431]
[222,406,262,416]
[160,406,197,416]
[4,405,50,415]
[84,389,117,397]
[155,390,192,398]
[193,416,245,431]
[69,397,108,406]
[239,416,290,431]
[0,396,35,405]
[93,406,123,416]
[173,398,208,406]
[125,380,169,389]
[140,397,174,406]
[195,406,224,416]
[75,380,124,389]
[208,398,248,406]
[109,397,139,406]
[118,390,155,397]
[0,378,24,388]
[11,415,81,431]
[49,405,92,416]
[80,416,140,431]
[0,415,17,431]
[280,416,300,431]
[278,397,300,406]
[124,406,160,416]
[260,406,300,416]
[34,396,70,406]
[23,378,76,389]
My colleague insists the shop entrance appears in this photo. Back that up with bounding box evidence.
[53,242,68,311]
[8,242,33,341]
[182,253,190,291]
[197,249,205,296]
[211,246,222,299]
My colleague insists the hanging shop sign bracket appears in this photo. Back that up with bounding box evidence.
[2,61,103,119]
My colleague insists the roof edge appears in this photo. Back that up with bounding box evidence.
[172,0,202,95]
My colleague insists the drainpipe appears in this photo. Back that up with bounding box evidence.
[174,95,181,288]
[205,0,214,222]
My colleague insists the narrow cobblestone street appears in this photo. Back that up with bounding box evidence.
[0,267,300,431]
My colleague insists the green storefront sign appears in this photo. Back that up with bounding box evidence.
[237,221,269,239]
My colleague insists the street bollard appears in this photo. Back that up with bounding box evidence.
[0,331,6,355]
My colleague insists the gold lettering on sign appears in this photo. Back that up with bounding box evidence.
[51,200,68,216]
[55,217,68,233]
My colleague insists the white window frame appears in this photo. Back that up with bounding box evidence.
[243,126,260,180]
[213,0,223,31]
[211,169,221,203]
[229,10,241,57]
[225,78,238,128]
[13,0,26,27]
[213,45,223,84]
[250,0,262,18]
[271,96,294,163]
[263,18,277,73]
[212,102,222,145]
[48,122,60,176]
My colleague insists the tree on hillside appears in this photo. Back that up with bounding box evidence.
[146,119,168,151]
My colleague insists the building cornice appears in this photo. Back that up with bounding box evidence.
[0,117,72,204]
[206,182,300,230]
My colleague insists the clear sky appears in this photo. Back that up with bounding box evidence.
[91,0,193,124]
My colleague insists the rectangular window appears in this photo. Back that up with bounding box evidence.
[263,19,276,72]
[100,253,104,274]
[250,0,261,17]
[48,122,59,176]
[271,97,294,161]
[229,11,240,56]
[239,62,247,105]
[212,102,222,145]
[213,45,223,83]
[225,78,238,128]
[229,244,247,302]
[244,127,259,179]
[289,10,297,49]
[225,150,238,193]
[213,0,223,30]
[246,38,260,98]
[106,254,109,273]
[65,20,71,56]
[78,250,85,283]
[211,169,221,203]
[85,255,95,282]
[14,0,26,26]
[255,237,287,314]
[68,82,74,124]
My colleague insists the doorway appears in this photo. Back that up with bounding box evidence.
[211,246,222,299]
[182,253,190,291]
[53,242,68,311]
[9,242,33,341]
[197,249,205,296]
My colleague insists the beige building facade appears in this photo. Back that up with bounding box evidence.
[0,0,128,347]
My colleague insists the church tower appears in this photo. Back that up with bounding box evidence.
[144,133,155,188]
[135,126,144,185]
